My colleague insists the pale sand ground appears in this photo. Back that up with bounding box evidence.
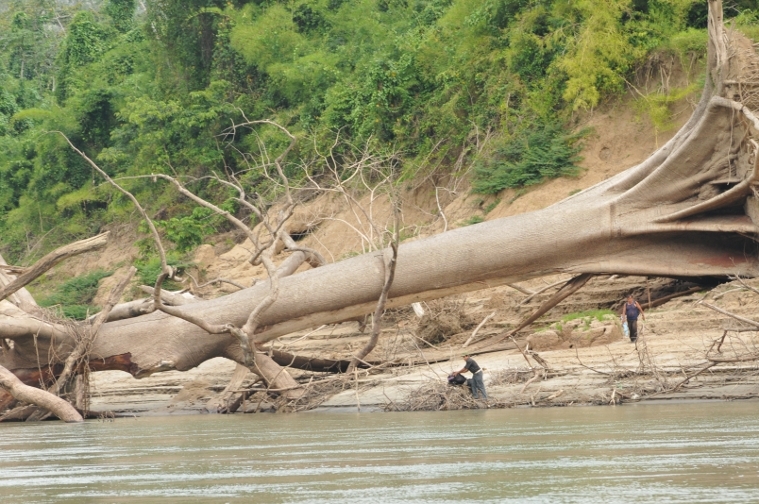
[89,277,759,416]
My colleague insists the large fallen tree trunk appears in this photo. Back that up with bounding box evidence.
[0,1,757,389]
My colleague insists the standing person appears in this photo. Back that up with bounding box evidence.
[454,354,487,400]
[621,295,645,343]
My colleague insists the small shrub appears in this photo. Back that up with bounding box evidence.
[483,198,501,214]
[561,309,615,323]
[39,270,113,320]
[473,124,586,194]
[666,28,708,62]
[635,82,700,134]
[155,207,219,253]
[462,215,485,226]
[135,255,193,290]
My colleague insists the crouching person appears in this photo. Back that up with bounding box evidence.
[453,354,487,400]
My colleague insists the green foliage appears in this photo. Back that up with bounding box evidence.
[230,5,306,72]
[733,9,759,40]
[293,3,329,33]
[135,255,193,290]
[483,198,500,214]
[56,11,111,103]
[550,309,616,332]
[75,87,118,150]
[1,0,755,263]
[666,28,709,62]
[156,206,225,252]
[557,0,642,110]
[462,215,485,226]
[561,309,616,323]
[39,270,113,320]
[635,82,700,134]
[105,0,136,33]
[472,124,586,194]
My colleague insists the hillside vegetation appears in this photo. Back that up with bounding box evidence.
[0,0,757,268]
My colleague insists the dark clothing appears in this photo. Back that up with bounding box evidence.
[448,373,467,386]
[469,372,487,399]
[625,302,641,321]
[624,300,643,342]
[462,357,487,399]
[463,357,481,374]
[629,319,639,342]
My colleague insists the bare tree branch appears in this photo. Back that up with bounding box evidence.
[519,277,574,305]
[0,366,82,422]
[56,132,170,277]
[503,274,594,340]
[46,267,137,398]
[462,311,496,348]
[698,301,759,329]
[0,233,108,303]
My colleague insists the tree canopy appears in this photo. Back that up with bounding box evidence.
[0,0,757,264]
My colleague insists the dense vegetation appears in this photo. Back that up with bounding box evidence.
[0,0,757,266]
[38,269,113,319]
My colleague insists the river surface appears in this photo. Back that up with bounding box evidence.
[1,401,758,503]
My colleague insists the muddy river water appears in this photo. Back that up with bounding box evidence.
[1,401,758,503]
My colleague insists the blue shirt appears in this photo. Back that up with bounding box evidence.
[625,302,641,320]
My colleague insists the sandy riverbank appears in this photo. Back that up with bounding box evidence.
[88,276,759,416]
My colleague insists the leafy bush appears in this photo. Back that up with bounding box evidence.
[39,270,113,320]
[472,124,586,194]
[666,28,708,62]
[156,207,217,252]
[135,255,193,291]
[552,309,616,332]
[635,82,700,134]
[462,215,485,226]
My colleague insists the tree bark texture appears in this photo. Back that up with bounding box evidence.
[0,366,83,423]
[0,0,757,384]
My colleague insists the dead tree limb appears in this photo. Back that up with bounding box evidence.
[519,278,571,305]
[0,254,37,311]
[0,366,82,422]
[212,363,251,414]
[139,286,198,305]
[731,276,759,296]
[49,267,136,397]
[644,286,703,309]
[672,362,718,391]
[348,239,399,371]
[63,125,304,400]
[0,233,108,303]
[507,284,534,295]
[0,265,26,275]
[269,349,368,372]
[462,311,496,348]
[706,352,759,363]
[93,298,153,322]
[698,301,759,329]
[503,274,594,339]
[185,274,246,292]
[25,267,137,422]
[2,2,759,407]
